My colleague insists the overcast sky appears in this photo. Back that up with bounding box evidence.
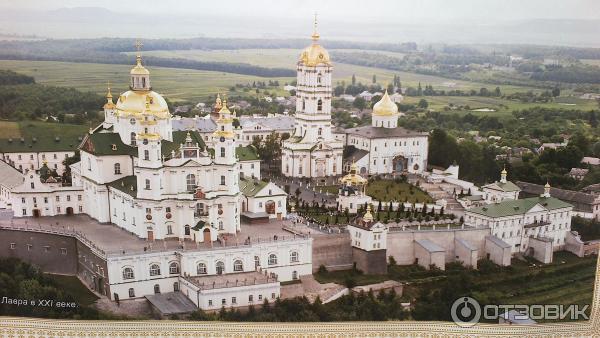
[0,0,599,45]
[3,0,600,22]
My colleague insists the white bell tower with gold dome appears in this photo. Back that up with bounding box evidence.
[281,15,343,178]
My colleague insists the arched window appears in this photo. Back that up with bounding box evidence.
[254,256,260,268]
[142,77,146,88]
[184,224,191,236]
[318,128,322,136]
[290,251,299,263]
[317,99,323,112]
[122,267,134,280]
[197,262,207,275]
[145,179,151,190]
[216,261,225,275]
[128,288,135,297]
[114,163,121,175]
[268,254,277,266]
[144,149,149,161]
[186,174,196,192]
[302,100,306,110]
[220,147,225,158]
[166,224,173,234]
[233,260,243,272]
[220,175,225,185]
[169,262,179,274]
[317,72,322,84]
[149,263,161,276]
[154,284,160,294]
[173,282,179,292]
[130,132,136,146]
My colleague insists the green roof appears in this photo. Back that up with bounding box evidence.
[162,130,205,158]
[469,196,572,218]
[80,132,137,156]
[483,181,521,192]
[236,145,260,161]
[108,175,137,197]
[239,178,268,197]
[0,121,87,153]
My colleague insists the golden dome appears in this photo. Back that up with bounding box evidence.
[372,90,399,116]
[115,90,170,119]
[501,167,507,175]
[340,163,367,186]
[130,55,149,75]
[299,15,330,67]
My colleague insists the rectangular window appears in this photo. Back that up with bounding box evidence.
[10,243,15,250]
[271,293,276,299]
[21,198,25,203]
[232,297,237,304]
[66,195,71,202]
[78,206,83,212]
[258,295,263,301]
[56,196,60,202]
[78,195,82,201]
[222,299,226,305]
[208,300,213,306]
[44,197,48,203]
[27,244,32,251]
[57,207,61,213]
[61,248,67,255]
[249,295,253,302]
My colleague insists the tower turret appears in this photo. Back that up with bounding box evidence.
[130,39,151,91]
[103,82,116,127]
[371,89,400,128]
[212,99,237,165]
[500,166,507,184]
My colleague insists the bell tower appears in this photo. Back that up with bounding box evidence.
[130,39,151,91]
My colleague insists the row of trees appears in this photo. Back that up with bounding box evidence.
[189,290,408,322]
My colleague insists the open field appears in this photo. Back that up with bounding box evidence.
[0,60,294,103]
[0,121,21,138]
[581,59,600,67]
[125,49,539,93]
[402,95,599,117]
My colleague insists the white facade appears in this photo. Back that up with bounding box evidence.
[465,188,573,254]
[281,25,344,178]
[11,171,84,217]
[1,151,74,175]
[240,179,288,219]
[106,236,312,306]
[349,221,388,252]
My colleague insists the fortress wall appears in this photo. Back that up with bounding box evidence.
[0,228,78,275]
[387,227,490,266]
[311,233,353,272]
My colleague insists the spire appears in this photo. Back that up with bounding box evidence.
[106,81,113,100]
[134,39,144,66]
[500,165,507,184]
[311,12,320,42]
[542,180,551,198]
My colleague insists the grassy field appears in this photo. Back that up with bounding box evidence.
[45,274,99,306]
[402,95,599,117]
[0,60,294,103]
[0,120,21,138]
[581,59,600,67]
[125,49,539,93]
[366,179,433,203]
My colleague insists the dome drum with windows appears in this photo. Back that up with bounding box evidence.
[340,162,368,186]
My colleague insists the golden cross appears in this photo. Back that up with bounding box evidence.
[313,12,318,32]
[134,39,143,53]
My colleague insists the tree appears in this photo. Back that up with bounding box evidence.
[352,74,356,86]
[551,86,560,97]
[353,97,366,110]
[417,99,429,109]
[372,74,377,84]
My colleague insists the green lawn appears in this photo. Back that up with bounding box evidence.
[0,60,294,103]
[366,179,433,203]
[45,274,99,306]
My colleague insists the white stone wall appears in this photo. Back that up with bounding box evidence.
[239,160,260,180]
[346,135,428,174]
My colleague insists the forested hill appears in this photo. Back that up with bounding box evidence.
[0,37,418,78]
[0,70,103,123]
